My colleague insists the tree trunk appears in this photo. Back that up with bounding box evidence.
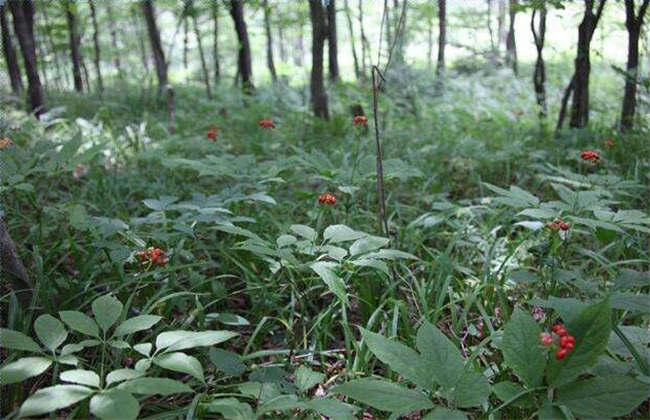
[427,12,434,68]
[106,4,122,79]
[190,2,213,99]
[384,0,392,55]
[505,0,517,74]
[133,12,150,74]
[229,0,254,93]
[41,6,66,89]
[435,0,446,94]
[66,4,83,92]
[183,14,189,71]
[309,0,329,119]
[295,22,304,67]
[212,2,220,83]
[343,0,360,79]
[263,0,277,83]
[142,0,168,95]
[621,0,649,132]
[1,3,23,93]
[278,20,287,63]
[569,0,605,129]
[89,2,103,92]
[497,0,507,55]
[531,5,547,119]
[327,0,340,82]
[9,0,44,116]
[358,0,368,78]
[487,0,496,55]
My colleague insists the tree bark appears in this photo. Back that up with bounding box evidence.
[569,0,605,129]
[89,2,103,92]
[9,0,44,116]
[358,0,368,78]
[343,0,360,79]
[133,12,150,74]
[106,4,123,79]
[621,0,649,132]
[190,1,213,99]
[435,0,446,94]
[327,0,340,82]
[263,0,277,83]
[229,0,254,93]
[183,13,189,71]
[212,2,220,83]
[41,6,66,89]
[505,0,517,74]
[531,5,547,119]
[497,0,507,55]
[141,0,169,95]
[1,3,23,93]
[66,3,83,92]
[309,0,329,119]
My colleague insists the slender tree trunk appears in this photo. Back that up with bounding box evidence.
[327,0,340,82]
[66,4,83,92]
[183,13,189,71]
[487,0,496,55]
[427,12,434,69]
[190,3,213,99]
[41,5,65,89]
[1,3,23,93]
[435,0,446,94]
[392,0,408,65]
[343,0,360,79]
[531,6,547,119]
[9,0,44,116]
[621,0,649,132]
[142,0,169,95]
[309,0,329,119]
[569,0,605,129]
[506,0,517,74]
[263,0,277,83]
[89,2,103,92]
[212,2,220,83]
[384,0,392,61]
[229,0,254,93]
[106,4,122,79]
[358,0,368,78]
[497,0,507,55]
[80,54,91,90]
[36,32,49,88]
[278,21,287,63]
[295,23,304,67]
[133,12,150,74]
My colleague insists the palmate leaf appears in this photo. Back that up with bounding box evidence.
[332,379,434,415]
[0,328,41,352]
[501,308,545,388]
[0,357,52,384]
[59,311,100,338]
[155,330,238,352]
[19,385,94,418]
[90,389,140,420]
[92,295,123,333]
[34,314,68,352]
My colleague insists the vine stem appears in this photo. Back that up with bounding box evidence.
[371,66,389,237]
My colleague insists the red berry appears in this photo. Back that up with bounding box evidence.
[564,342,575,351]
[556,348,568,360]
[552,324,564,334]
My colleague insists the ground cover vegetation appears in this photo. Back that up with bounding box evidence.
[1,1,649,419]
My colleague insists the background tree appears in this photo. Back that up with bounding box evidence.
[142,0,168,95]
[1,3,23,93]
[189,1,212,99]
[327,0,339,82]
[343,0,360,79]
[9,0,44,116]
[505,0,517,74]
[263,0,277,83]
[531,2,547,119]
[435,0,446,94]
[88,2,103,92]
[229,0,254,93]
[309,0,329,119]
[620,0,649,132]
[568,0,606,129]
[64,1,82,92]
[212,2,221,84]
[106,4,122,79]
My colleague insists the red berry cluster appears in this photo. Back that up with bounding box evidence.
[317,193,336,205]
[206,127,218,141]
[259,118,276,129]
[581,150,600,163]
[546,219,570,231]
[540,324,576,360]
[353,115,368,126]
[136,248,168,267]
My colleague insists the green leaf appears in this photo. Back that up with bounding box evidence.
[276,234,297,248]
[35,314,68,352]
[0,328,41,352]
[537,402,565,420]
[332,379,434,415]
[416,322,464,390]
[423,407,469,419]
[492,381,534,408]
[0,357,52,384]
[548,299,612,387]
[92,295,123,333]
[133,343,152,357]
[290,224,317,241]
[143,196,179,211]
[155,330,238,352]
[294,366,325,394]
[90,389,140,420]
[349,236,390,256]
[502,308,545,388]
[113,315,163,337]
[351,258,390,275]
[450,370,491,407]
[209,348,246,376]
[304,398,359,420]
[59,311,100,338]
[153,352,205,383]
[310,261,349,306]
[18,385,94,417]
[360,328,432,390]
[257,394,300,416]
[610,292,650,314]
[204,398,254,419]
[60,369,101,388]
[117,378,193,396]
[557,375,648,418]
[105,369,145,386]
[323,225,367,243]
